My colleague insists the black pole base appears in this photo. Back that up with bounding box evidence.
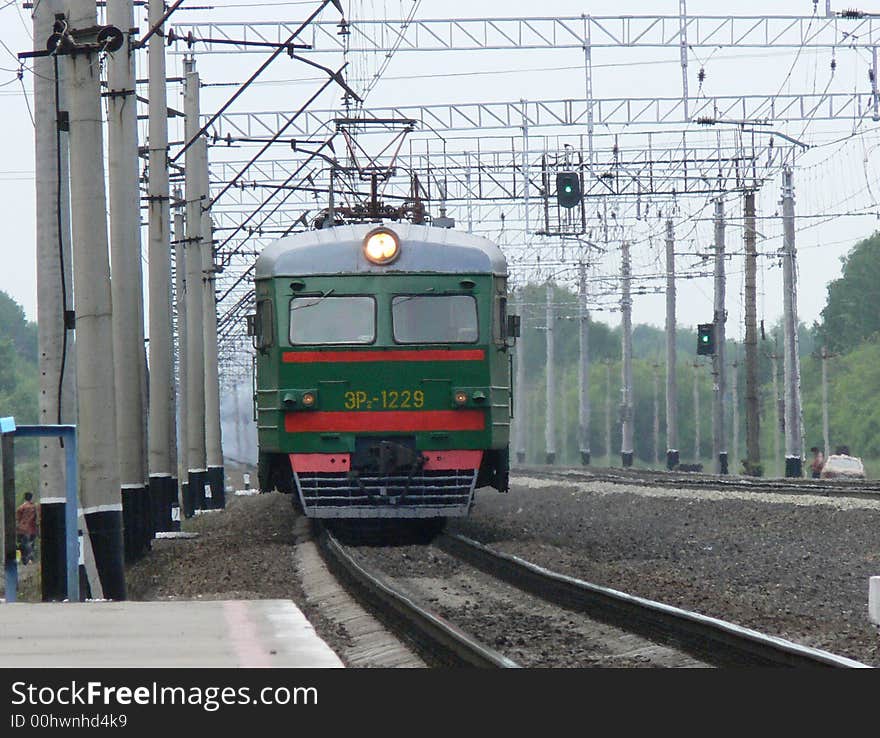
[168,477,179,530]
[121,486,149,563]
[142,483,153,551]
[545,452,556,465]
[84,509,126,601]
[207,466,226,509]
[666,450,680,470]
[719,453,729,475]
[580,451,591,466]
[743,461,763,477]
[622,452,634,467]
[149,475,174,533]
[516,452,525,464]
[188,470,208,512]
[148,476,163,534]
[785,456,803,478]
[181,481,193,520]
[39,501,66,602]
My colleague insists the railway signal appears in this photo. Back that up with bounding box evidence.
[697,323,715,355]
[555,171,581,208]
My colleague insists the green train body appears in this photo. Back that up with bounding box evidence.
[252,223,514,519]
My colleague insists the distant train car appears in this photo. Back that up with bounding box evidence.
[251,222,516,519]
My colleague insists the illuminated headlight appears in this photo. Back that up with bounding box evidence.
[454,391,468,406]
[301,391,316,408]
[363,228,400,264]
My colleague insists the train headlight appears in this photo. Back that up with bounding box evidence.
[301,391,316,408]
[454,391,468,406]
[363,228,400,264]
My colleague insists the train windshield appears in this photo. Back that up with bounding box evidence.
[289,296,376,344]
[392,295,479,344]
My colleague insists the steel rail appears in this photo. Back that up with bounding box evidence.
[317,526,520,668]
[516,464,880,499]
[437,533,870,668]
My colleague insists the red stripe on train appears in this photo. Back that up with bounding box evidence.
[284,410,485,433]
[289,450,483,473]
[422,450,484,471]
[289,453,351,473]
[282,349,485,363]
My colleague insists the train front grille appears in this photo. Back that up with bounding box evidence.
[293,469,477,519]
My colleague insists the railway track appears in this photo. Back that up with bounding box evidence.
[517,464,880,499]
[436,533,870,668]
[316,525,520,668]
[319,522,868,668]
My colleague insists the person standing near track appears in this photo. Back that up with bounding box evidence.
[809,447,825,479]
[15,492,38,565]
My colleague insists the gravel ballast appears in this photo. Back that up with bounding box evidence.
[349,543,708,667]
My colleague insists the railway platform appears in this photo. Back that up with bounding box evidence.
[0,599,343,667]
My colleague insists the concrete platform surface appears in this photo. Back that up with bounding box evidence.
[0,599,344,667]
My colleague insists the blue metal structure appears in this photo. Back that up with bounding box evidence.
[1,418,79,603]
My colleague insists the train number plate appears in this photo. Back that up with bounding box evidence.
[344,390,425,410]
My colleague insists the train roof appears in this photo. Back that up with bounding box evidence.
[254,222,508,279]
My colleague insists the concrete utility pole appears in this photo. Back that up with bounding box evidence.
[544,282,556,464]
[781,168,804,477]
[64,0,125,599]
[578,261,591,465]
[173,196,188,519]
[560,382,569,462]
[620,241,634,467]
[693,361,701,463]
[514,291,526,464]
[202,215,225,508]
[652,364,661,466]
[743,190,761,474]
[107,0,149,562]
[33,0,76,601]
[770,349,782,477]
[730,360,739,472]
[712,198,728,474]
[147,0,177,533]
[664,218,679,469]
[604,361,612,467]
[821,346,831,459]
[184,58,208,510]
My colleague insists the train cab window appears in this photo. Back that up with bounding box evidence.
[289,296,376,345]
[255,299,275,350]
[497,296,508,341]
[392,295,478,344]
[492,277,508,345]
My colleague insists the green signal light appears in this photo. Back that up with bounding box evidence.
[556,172,580,208]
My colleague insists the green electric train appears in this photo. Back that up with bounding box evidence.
[251,222,517,519]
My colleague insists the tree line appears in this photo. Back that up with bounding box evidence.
[514,231,880,470]
[0,290,39,495]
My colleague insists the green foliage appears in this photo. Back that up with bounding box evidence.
[817,231,880,352]
[515,282,743,465]
[0,289,39,428]
[514,263,872,471]
[802,339,880,459]
[0,291,37,361]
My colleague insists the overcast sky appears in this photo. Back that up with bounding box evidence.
[1,0,879,349]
